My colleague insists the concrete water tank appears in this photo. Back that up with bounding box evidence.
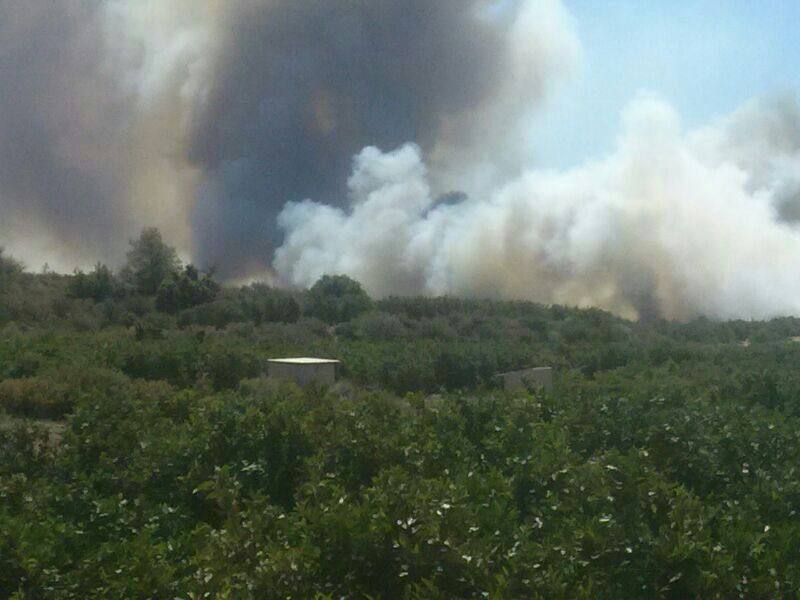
[267,357,340,387]
[497,366,553,392]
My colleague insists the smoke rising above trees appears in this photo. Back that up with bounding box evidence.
[275,96,800,321]
[1,1,800,319]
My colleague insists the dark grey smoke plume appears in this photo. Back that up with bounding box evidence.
[0,0,203,269]
[187,1,507,276]
[5,1,800,321]
[0,1,126,266]
[0,0,560,276]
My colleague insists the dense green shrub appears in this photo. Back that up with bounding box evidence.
[200,344,263,390]
[0,248,23,285]
[3,378,799,597]
[353,311,407,340]
[2,351,41,380]
[0,366,127,419]
[68,264,117,302]
[177,297,247,329]
[122,227,181,295]
[156,265,219,313]
[0,378,71,419]
[134,313,174,340]
[5,266,800,596]
[239,284,301,324]
[176,285,300,328]
[305,274,373,324]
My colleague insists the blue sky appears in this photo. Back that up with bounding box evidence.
[532,0,800,168]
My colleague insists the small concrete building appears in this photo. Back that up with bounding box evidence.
[497,366,553,392]
[267,357,340,387]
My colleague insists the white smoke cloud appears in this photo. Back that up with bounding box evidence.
[98,0,222,263]
[274,93,800,321]
[430,0,581,195]
[690,95,800,223]
[3,0,567,275]
[3,0,800,321]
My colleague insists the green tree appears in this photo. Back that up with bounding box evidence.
[123,228,180,295]
[0,247,23,286]
[156,265,219,313]
[68,263,116,302]
[240,283,300,324]
[305,274,372,324]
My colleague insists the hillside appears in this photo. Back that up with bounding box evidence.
[2,246,800,597]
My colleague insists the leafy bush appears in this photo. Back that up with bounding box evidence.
[178,296,246,329]
[0,247,23,284]
[4,378,800,597]
[123,227,181,295]
[0,378,71,419]
[134,313,174,340]
[305,274,373,324]
[353,311,407,340]
[68,263,117,302]
[2,351,41,379]
[200,344,263,390]
[4,267,800,596]
[240,283,301,324]
[0,365,126,419]
[156,265,219,313]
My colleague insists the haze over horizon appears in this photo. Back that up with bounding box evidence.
[1,0,800,320]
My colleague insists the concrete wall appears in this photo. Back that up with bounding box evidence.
[500,367,553,392]
[268,362,337,387]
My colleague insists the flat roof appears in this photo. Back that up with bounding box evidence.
[496,366,552,377]
[268,357,340,364]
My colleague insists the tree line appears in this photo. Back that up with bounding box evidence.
[3,229,800,596]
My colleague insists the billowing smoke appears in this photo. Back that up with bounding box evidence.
[0,0,209,269]
[0,0,575,276]
[2,1,800,320]
[186,0,578,275]
[0,1,123,268]
[275,94,800,321]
